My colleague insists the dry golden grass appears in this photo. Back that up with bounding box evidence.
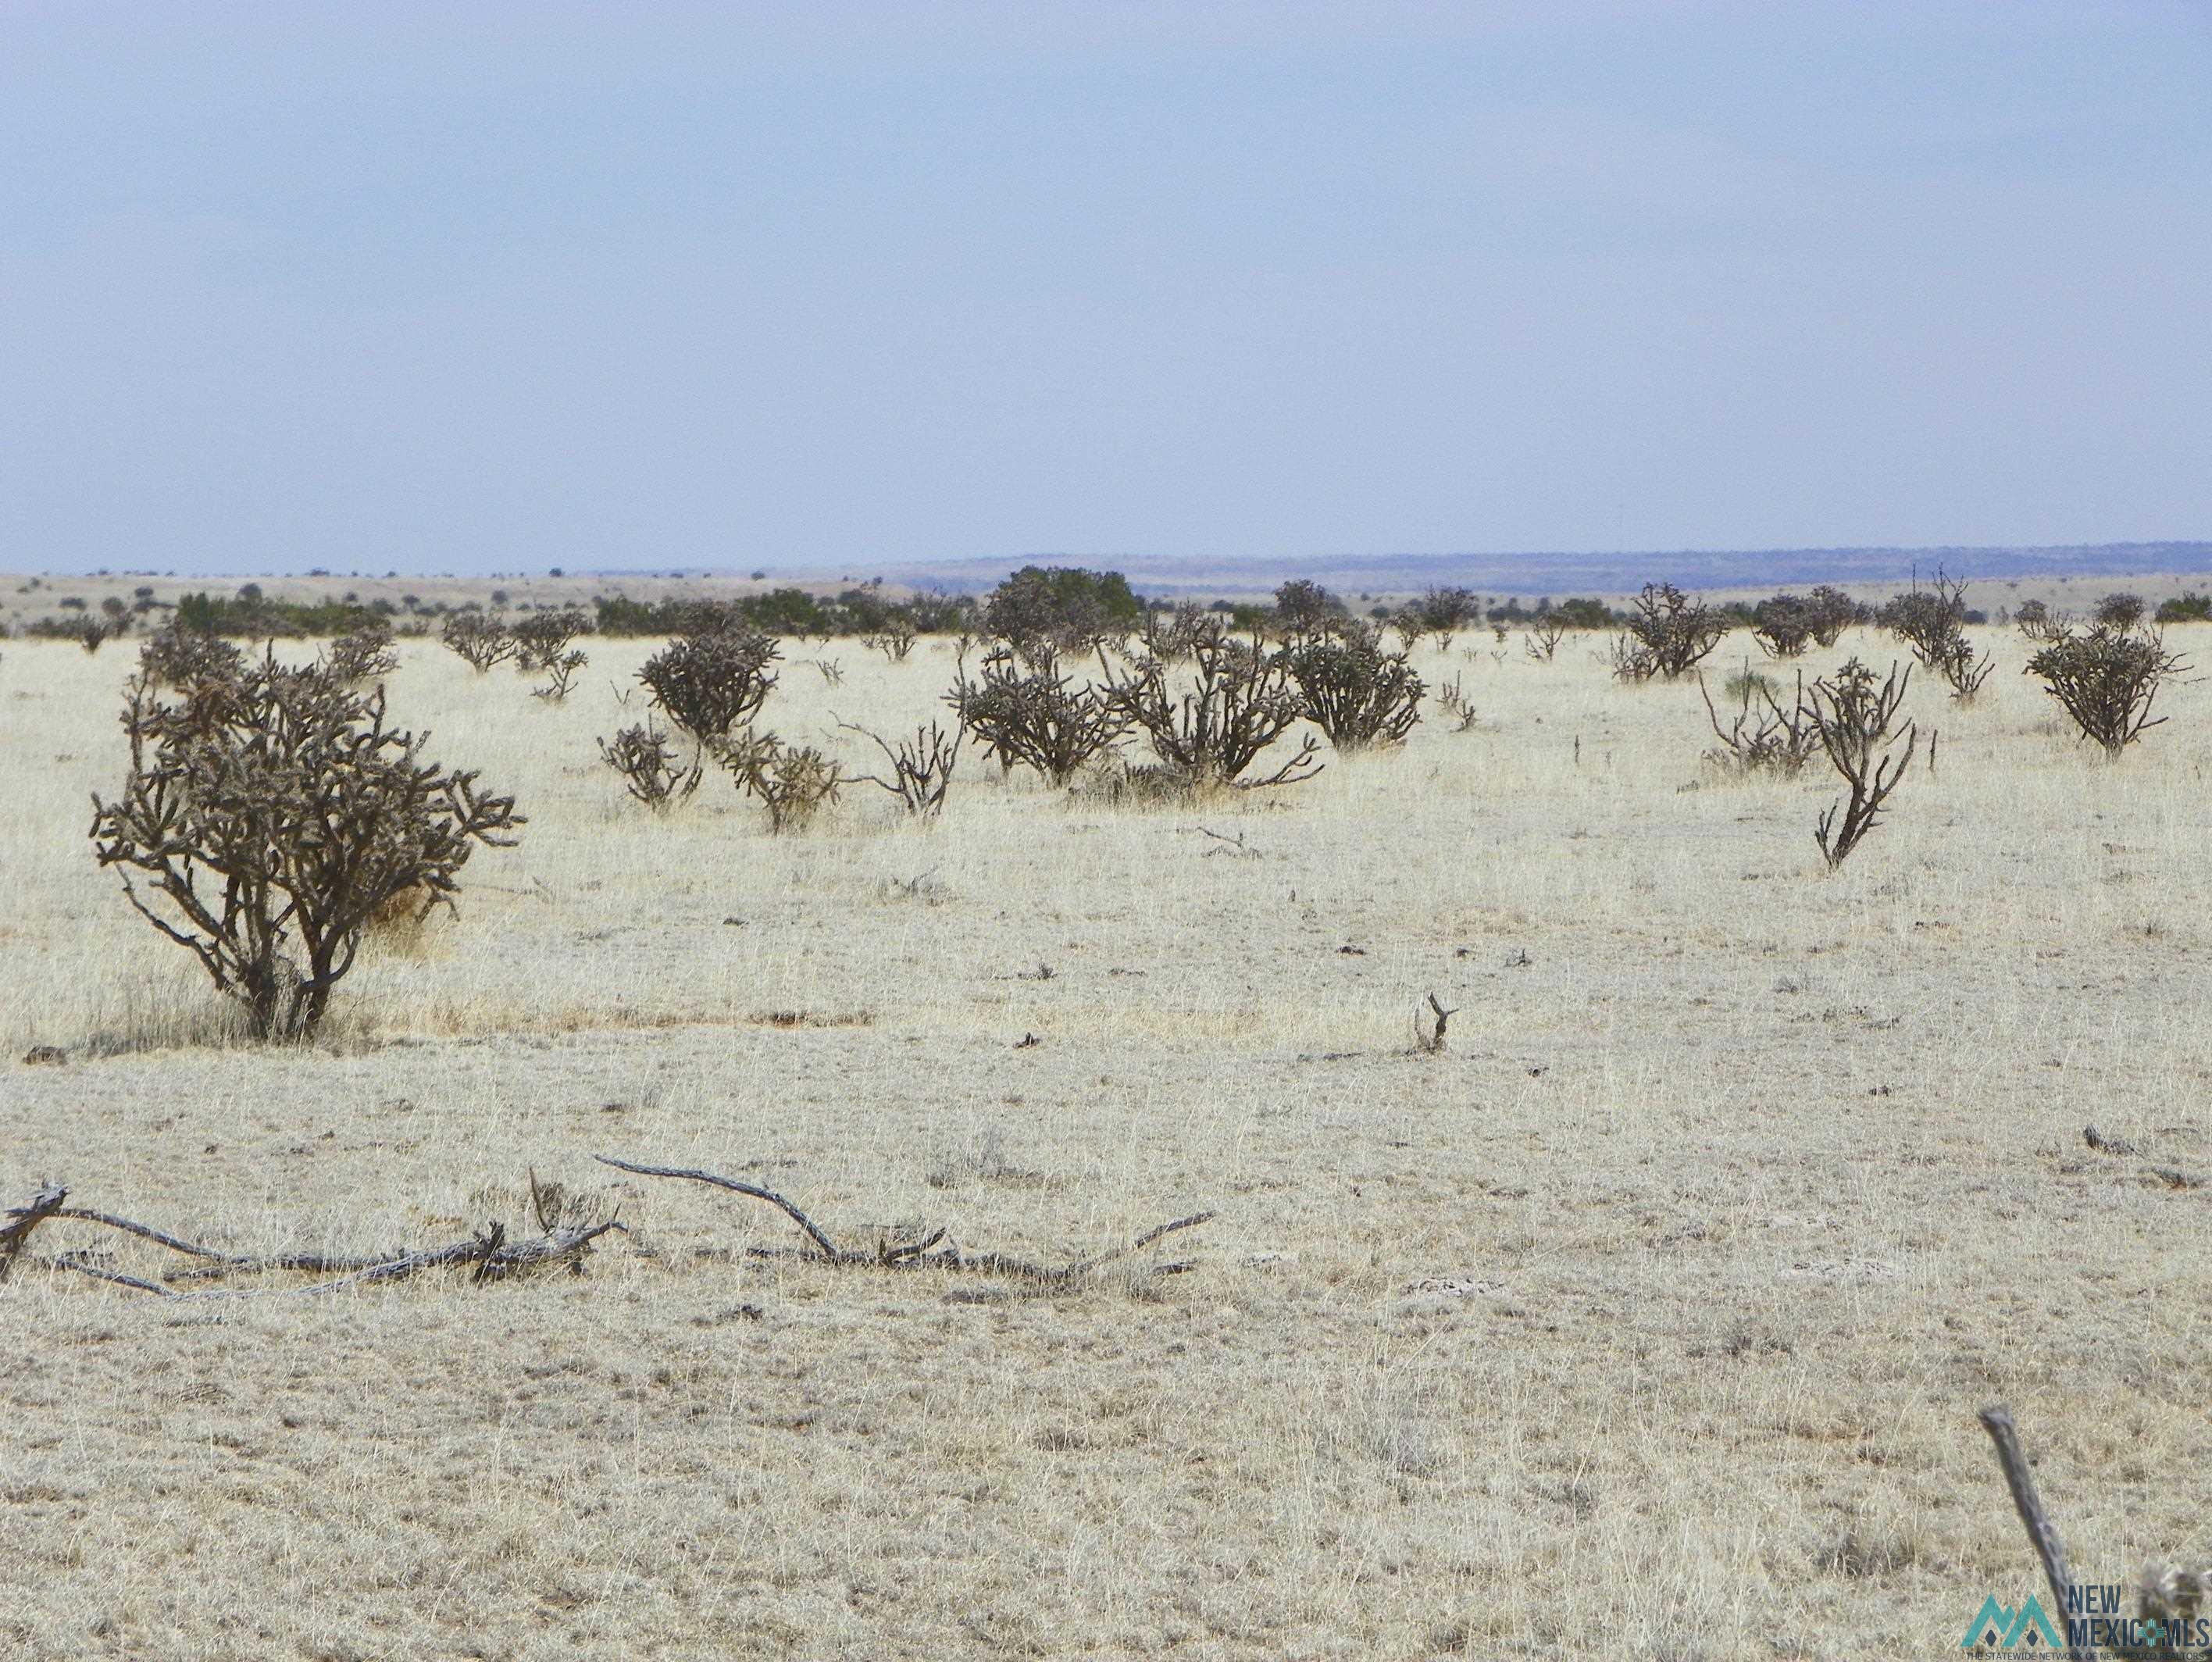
[2,621,2209,1658]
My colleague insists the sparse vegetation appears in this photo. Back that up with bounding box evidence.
[39,612,128,653]
[2092,591,2146,629]
[983,565,1143,665]
[322,619,398,686]
[712,729,844,832]
[1806,658,1918,869]
[89,656,523,1038]
[137,620,246,689]
[638,624,779,747]
[1804,584,1864,647]
[1433,674,1478,732]
[841,718,962,815]
[863,614,919,661]
[1139,601,1208,664]
[597,722,704,809]
[506,611,592,704]
[512,608,593,673]
[1750,593,1815,657]
[947,647,1128,785]
[2155,590,2212,625]
[1417,585,1477,651]
[1700,667,1816,776]
[1523,616,1567,662]
[441,611,519,672]
[1272,580,1345,639]
[9,561,2209,1662]
[1283,629,1425,752]
[1102,621,1322,790]
[2024,623,2189,757]
[1611,582,1727,681]
[1877,569,1994,701]
[530,649,588,702]
[2014,598,2066,641]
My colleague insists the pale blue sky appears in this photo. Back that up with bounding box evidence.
[4,2,2207,576]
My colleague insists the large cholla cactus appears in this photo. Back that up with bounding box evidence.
[90,655,523,1040]
[1283,629,1425,753]
[1103,622,1321,789]
[637,624,780,746]
[441,610,519,672]
[947,646,1127,786]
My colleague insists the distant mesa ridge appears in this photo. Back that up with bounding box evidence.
[716,540,2212,597]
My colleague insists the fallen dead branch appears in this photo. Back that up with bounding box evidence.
[45,1252,171,1294]
[594,1154,847,1259]
[3,1180,623,1299]
[1191,826,1262,858]
[596,1153,1212,1286]
[0,1184,68,1284]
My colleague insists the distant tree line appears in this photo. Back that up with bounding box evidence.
[13,567,2212,648]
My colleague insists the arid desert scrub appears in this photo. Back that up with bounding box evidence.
[4,614,2211,1659]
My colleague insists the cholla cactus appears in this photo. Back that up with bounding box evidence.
[639,625,778,744]
[323,619,398,687]
[91,656,523,1039]
[2135,1562,2210,1651]
[1283,630,1425,753]
[1102,622,1321,789]
[2025,625,2189,758]
[441,611,518,672]
[713,728,842,832]
[598,723,702,810]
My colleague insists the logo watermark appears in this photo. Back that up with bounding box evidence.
[1962,1584,2212,1655]
[1960,1594,2060,1653]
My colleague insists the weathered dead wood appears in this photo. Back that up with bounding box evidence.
[470,1221,508,1286]
[1,1184,67,1284]
[2078,1126,2203,1189]
[880,1229,951,1264]
[1193,827,1261,858]
[1978,1405,2094,1662]
[168,1217,626,1301]
[34,1202,400,1280]
[8,1184,623,1300]
[594,1154,844,1259]
[529,1168,560,1232]
[41,1251,172,1295]
[598,1153,1213,1284]
[52,1206,244,1265]
[1413,993,1457,1054]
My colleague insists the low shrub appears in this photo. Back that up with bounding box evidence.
[1283,630,1424,752]
[1612,583,1726,681]
[2025,625,2189,757]
[598,723,703,810]
[947,648,1127,786]
[638,625,779,745]
[1102,622,1321,789]
[90,657,523,1039]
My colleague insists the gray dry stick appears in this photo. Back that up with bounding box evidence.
[597,1153,1212,1281]
[1978,1404,2092,1662]
[0,1184,68,1282]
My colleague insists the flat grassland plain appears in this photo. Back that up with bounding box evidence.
[2,624,2208,1660]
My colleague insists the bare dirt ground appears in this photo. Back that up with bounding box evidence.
[2,620,2208,1659]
